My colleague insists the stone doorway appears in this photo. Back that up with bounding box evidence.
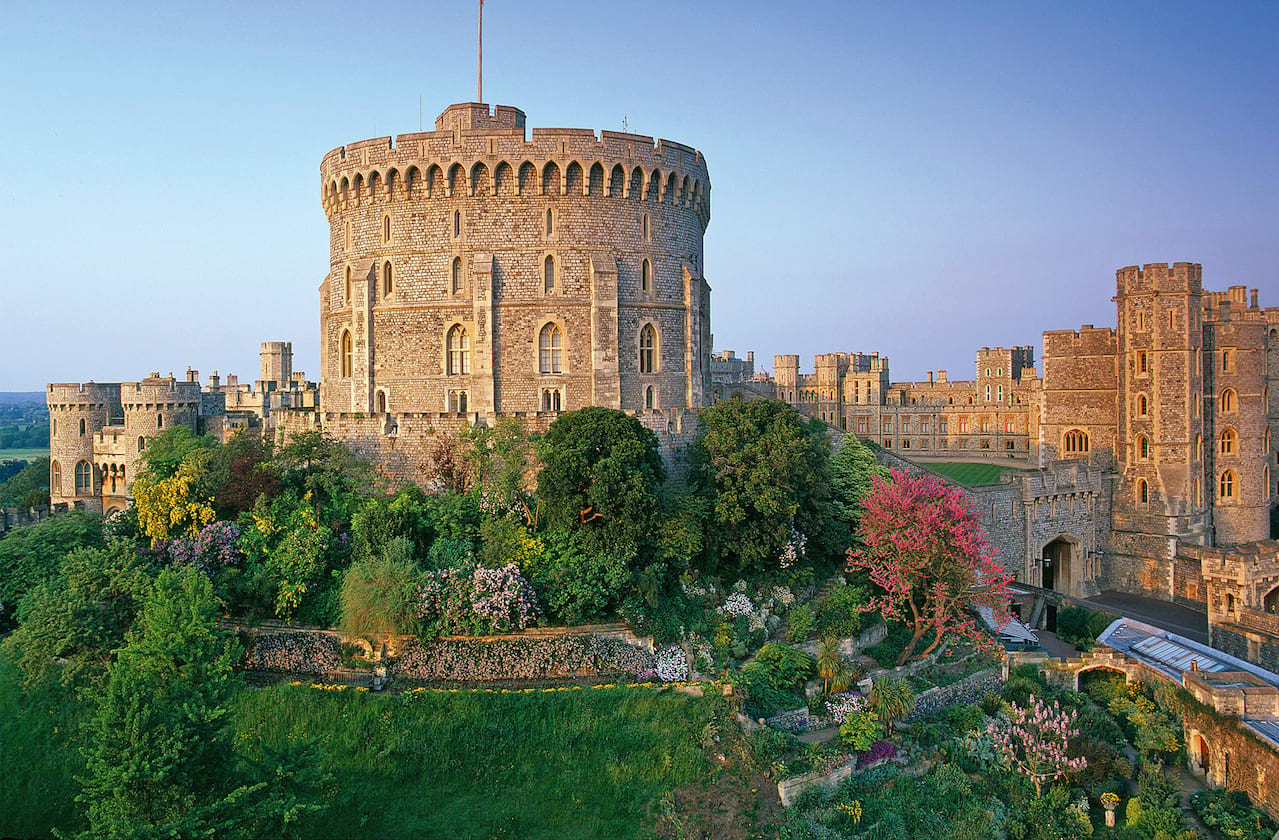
[1042,536,1080,597]
[1191,732,1211,781]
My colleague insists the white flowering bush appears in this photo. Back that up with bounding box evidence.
[720,592,754,617]
[655,645,689,682]
[824,692,867,725]
[779,525,807,569]
[392,634,655,681]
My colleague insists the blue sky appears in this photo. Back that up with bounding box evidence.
[2,1,1277,390]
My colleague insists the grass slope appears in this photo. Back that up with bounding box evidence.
[0,448,49,462]
[233,684,719,840]
[924,461,1017,485]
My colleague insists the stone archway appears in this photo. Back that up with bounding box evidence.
[1189,730,1211,781]
[1042,535,1082,597]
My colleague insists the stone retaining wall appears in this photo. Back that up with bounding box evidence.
[904,667,1004,721]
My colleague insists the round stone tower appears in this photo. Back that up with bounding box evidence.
[47,382,122,512]
[318,102,712,418]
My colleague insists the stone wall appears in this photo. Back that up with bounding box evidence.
[0,505,51,537]
[904,667,1003,721]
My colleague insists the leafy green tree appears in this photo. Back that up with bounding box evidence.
[522,527,633,623]
[816,636,854,694]
[0,510,103,611]
[339,541,423,639]
[7,541,155,686]
[240,494,334,621]
[464,418,538,524]
[828,435,888,541]
[349,486,433,563]
[0,456,49,507]
[135,426,217,480]
[537,407,664,548]
[75,567,243,839]
[204,429,280,520]
[271,430,375,520]
[688,399,832,573]
[131,448,217,542]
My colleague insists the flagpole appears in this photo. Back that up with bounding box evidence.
[477,0,484,103]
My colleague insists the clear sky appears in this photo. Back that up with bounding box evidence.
[2,1,1277,391]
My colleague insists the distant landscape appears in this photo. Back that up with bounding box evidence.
[0,393,49,462]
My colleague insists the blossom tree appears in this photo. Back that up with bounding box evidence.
[847,469,1011,665]
[988,696,1088,795]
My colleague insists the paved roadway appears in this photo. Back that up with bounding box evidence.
[1079,590,1209,645]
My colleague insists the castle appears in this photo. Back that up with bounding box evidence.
[752,262,1279,668]
[276,102,714,479]
[47,343,317,515]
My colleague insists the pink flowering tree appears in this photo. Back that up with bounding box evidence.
[847,469,1011,665]
[988,695,1088,795]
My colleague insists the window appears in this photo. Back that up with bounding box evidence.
[79,417,85,436]
[376,391,387,413]
[1194,478,1202,507]
[1220,470,1236,500]
[1169,309,1176,331]
[452,257,463,294]
[449,390,469,413]
[1221,389,1237,413]
[959,419,968,434]
[641,259,652,293]
[447,325,470,375]
[546,208,554,236]
[857,419,867,434]
[157,413,163,429]
[1138,479,1149,504]
[997,385,1003,401]
[1136,434,1149,460]
[645,385,655,409]
[1222,349,1233,372]
[642,213,650,240]
[138,436,145,452]
[1138,351,1148,374]
[74,461,92,495]
[453,210,461,237]
[1195,433,1202,460]
[382,214,391,243]
[51,461,61,494]
[345,266,352,303]
[985,385,991,402]
[539,323,563,374]
[639,324,657,374]
[340,330,353,377]
[1005,440,1015,450]
[544,255,555,293]
[939,419,948,434]
[52,418,56,436]
[1220,428,1237,455]
[1005,420,1014,433]
[1138,394,1148,416]
[981,418,991,433]
[541,388,562,412]
[344,221,351,251]
[383,261,393,296]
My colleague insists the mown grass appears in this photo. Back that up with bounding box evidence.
[923,461,1018,485]
[0,651,724,840]
[0,653,88,839]
[232,683,719,839]
[0,448,49,462]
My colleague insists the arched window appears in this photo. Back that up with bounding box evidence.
[345,266,352,303]
[74,461,92,495]
[639,324,657,374]
[1221,389,1237,412]
[641,259,652,293]
[1063,430,1089,454]
[1138,351,1148,374]
[447,325,470,375]
[1222,349,1233,372]
[157,413,163,429]
[1195,433,1202,460]
[138,436,145,452]
[79,417,85,436]
[383,261,393,296]
[453,210,461,238]
[541,388,562,412]
[539,323,562,374]
[546,208,554,236]
[376,391,387,413]
[1138,479,1148,504]
[382,214,391,243]
[1220,470,1236,500]
[344,221,351,251]
[451,257,463,294]
[1220,428,1237,455]
[340,330,353,378]
[50,461,61,494]
[1137,434,1149,460]
[642,213,650,240]
[544,255,555,293]
[645,385,655,409]
[1194,477,1202,507]
[1138,394,1148,416]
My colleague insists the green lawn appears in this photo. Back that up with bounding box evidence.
[924,461,1019,485]
[0,652,734,840]
[0,448,48,462]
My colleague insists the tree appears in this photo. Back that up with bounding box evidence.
[537,407,664,547]
[75,567,243,838]
[828,435,888,538]
[339,541,423,639]
[868,677,916,728]
[131,448,217,543]
[847,469,1011,665]
[135,426,217,480]
[0,456,49,507]
[7,540,155,686]
[688,399,832,572]
[464,418,538,524]
[987,695,1088,796]
[816,636,853,694]
[204,429,280,519]
[0,510,103,612]
[271,430,375,520]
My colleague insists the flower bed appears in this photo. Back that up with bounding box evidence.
[241,631,343,675]
[391,633,656,682]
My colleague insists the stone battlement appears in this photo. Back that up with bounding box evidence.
[1116,262,1203,295]
[320,103,710,226]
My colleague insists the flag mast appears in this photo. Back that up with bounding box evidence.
[477,0,484,103]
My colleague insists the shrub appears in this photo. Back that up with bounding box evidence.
[1190,789,1277,840]
[840,710,881,751]
[815,584,866,639]
[1056,606,1117,650]
[339,552,423,639]
[785,604,815,642]
[747,728,796,767]
[747,643,815,690]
